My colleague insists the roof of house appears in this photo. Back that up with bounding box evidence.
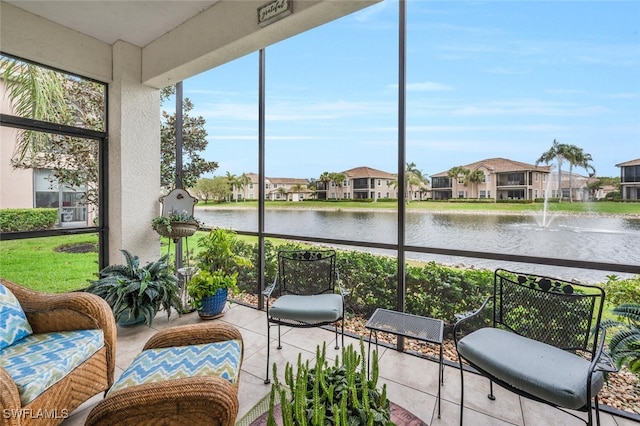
[615,158,640,167]
[430,157,551,177]
[242,173,308,185]
[342,166,396,179]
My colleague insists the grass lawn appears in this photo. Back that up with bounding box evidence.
[198,200,640,215]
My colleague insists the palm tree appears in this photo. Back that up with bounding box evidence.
[467,169,485,199]
[225,172,238,202]
[404,162,426,203]
[1,57,69,161]
[564,146,596,202]
[447,166,470,198]
[292,183,304,201]
[318,172,331,200]
[277,186,287,201]
[330,172,346,200]
[236,173,251,202]
[536,139,571,201]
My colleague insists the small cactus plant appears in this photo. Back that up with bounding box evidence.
[268,340,392,426]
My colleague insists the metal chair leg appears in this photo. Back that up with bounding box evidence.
[265,321,271,384]
[458,358,465,426]
[488,379,496,400]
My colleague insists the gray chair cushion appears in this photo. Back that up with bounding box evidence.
[457,327,604,410]
[269,294,343,323]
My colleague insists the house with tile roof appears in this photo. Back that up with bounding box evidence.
[315,166,399,201]
[430,158,552,201]
[616,158,640,200]
[231,173,312,202]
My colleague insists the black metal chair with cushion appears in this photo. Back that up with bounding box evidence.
[263,249,347,384]
[453,268,616,426]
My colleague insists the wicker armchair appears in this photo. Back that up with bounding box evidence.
[0,278,116,426]
[85,323,244,426]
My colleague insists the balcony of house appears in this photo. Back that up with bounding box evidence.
[496,172,527,187]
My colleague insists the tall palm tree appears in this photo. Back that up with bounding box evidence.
[1,57,70,161]
[564,146,596,202]
[318,172,331,200]
[236,173,251,202]
[225,172,238,202]
[330,172,346,200]
[536,139,571,201]
[447,166,470,198]
[292,183,304,201]
[467,169,485,199]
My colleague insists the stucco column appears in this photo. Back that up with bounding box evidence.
[108,41,161,264]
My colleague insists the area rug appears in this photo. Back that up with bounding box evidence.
[236,392,428,426]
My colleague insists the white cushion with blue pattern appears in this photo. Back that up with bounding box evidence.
[108,339,242,395]
[0,283,33,350]
[0,330,104,405]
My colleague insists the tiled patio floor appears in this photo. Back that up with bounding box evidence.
[63,303,637,426]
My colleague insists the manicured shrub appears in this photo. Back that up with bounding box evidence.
[0,208,58,232]
[234,241,494,327]
[604,275,640,307]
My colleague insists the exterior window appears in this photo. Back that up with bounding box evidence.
[486,174,491,183]
[35,169,88,223]
[458,191,465,198]
[249,183,253,189]
[266,184,270,189]
[458,176,464,184]
[534,173,539,182]
[542,174,547,183]
[487,190,491,198]
[273,184,277,188]
[378,192,381,198]
[343,180,347,186]
[479,190,486,199]
[386,192,389,198]
[534,189,539,198]
[377,179,381,186]
[249,193,254,199]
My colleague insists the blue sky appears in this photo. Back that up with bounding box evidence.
[172,0,640,180]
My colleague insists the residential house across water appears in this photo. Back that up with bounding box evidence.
[616,158,640,201]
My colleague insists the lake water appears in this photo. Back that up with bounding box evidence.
[195,207,640,283]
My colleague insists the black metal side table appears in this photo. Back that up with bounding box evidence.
[365,308,445,418]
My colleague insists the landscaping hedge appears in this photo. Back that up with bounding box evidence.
[0,208,58,232]
[232,239,494,326]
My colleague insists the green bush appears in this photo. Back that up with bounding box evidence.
[233,242,494,327]
[604,275,640,307]
[0,208,58,232]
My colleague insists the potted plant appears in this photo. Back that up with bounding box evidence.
[187,228,252,319]
[268,341,392,425]
[87,249,183,326]
[152,209,200,241]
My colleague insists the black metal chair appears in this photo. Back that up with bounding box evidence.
[263,249,347,384]
[454,268,616,426]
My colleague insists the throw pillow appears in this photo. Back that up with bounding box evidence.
[0,283,33,350]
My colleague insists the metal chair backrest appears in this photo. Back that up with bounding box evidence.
[276,250,337,297]
[494,268,604,355]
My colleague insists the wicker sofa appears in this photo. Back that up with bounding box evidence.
[0,278,116,426]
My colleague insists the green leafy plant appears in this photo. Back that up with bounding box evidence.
[602,303,640,376]
[186,269,238,310]
[151,209,199,234]
[268,341,392,426]
[187,228,252,311]
[86,249,182,326]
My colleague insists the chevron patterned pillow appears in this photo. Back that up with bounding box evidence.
[0,283,33,350]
